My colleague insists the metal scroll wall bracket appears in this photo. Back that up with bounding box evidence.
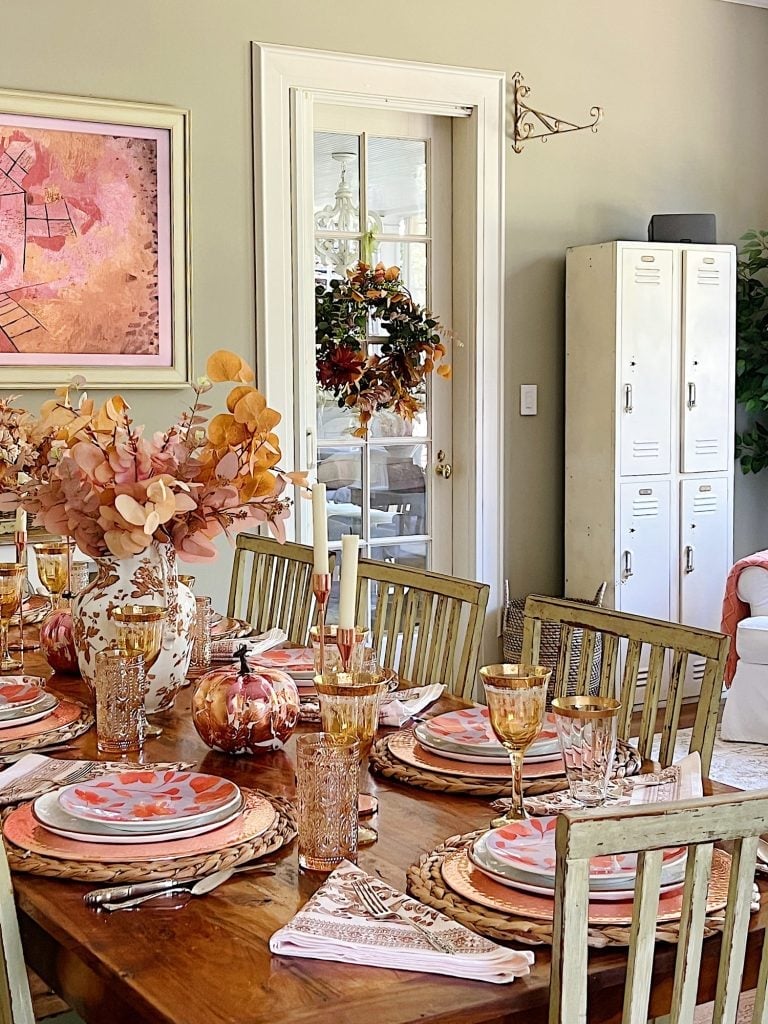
[506,72,604,154]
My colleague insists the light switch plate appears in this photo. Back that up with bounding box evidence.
[520,384,537,416]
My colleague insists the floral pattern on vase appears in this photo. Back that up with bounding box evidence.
[72,543,195,712]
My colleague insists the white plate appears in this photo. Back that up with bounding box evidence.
[470,855,686,902]
[414,725,560,765]
[0,699,59,729]
[471,827,688,892]
[0,690,58,722]
[417,722,560,760]
[33,791,243,844]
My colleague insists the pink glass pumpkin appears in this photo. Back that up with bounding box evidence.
[192,646,300,755]
[40,608,79,674]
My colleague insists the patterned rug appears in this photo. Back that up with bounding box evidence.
[660,726,768,790]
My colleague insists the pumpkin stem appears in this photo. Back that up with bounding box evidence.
[234,644,250,676]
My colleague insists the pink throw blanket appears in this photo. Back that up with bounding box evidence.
[721,549,768,685]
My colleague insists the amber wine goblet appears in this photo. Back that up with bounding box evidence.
[480,664,551,826]
[0,564,25,671]
[33,542,74,611]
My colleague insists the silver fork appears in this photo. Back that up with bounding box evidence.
[351,879,454,955]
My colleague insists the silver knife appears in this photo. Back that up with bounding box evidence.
[99,869,235,912]
[84,862,276,908]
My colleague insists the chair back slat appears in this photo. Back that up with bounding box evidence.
[670,843,716,1024]
[658,649,689,768]
[751,920,768,1024]
[228,535,336,645]
[355,558,489,698]
[574,628,597,697]
[550,790,768,1024]
[0,836,34,1024]
[637,643,667,760]
[712,836,761,1024]
[522,597,729,774]
[622,848,664,1024]
[598,632,619,698]
[554,624,574,699]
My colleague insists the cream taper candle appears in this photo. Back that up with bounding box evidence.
[312,483,329,574]
[338,534,359,629]
[15,508,26,535]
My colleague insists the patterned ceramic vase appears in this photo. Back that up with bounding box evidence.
[72,542,195,712]
[39,607,79,674]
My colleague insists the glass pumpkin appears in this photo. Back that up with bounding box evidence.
[39,607,79,674]
[192,646,300,755]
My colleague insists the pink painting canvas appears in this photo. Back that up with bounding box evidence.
[0,113,172,368]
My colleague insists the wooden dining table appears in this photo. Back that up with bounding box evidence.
[8,655,768,1024]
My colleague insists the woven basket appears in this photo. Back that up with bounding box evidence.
[502,583,606,707]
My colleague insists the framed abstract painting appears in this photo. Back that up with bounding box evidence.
[0,89,190,388]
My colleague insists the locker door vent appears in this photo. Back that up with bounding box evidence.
[634,267,661,286]
[692,494,719,515]
[694,438,720,458]
[631,495,660,517]
[696,268,720,287]
[632,440,661,460]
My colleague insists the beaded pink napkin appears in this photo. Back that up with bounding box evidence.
[270,860,534,984]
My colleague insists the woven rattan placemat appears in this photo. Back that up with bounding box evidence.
[406,830,734,948]
[2,788,296,883]
[369,731,641,798]
[0,702,94,757]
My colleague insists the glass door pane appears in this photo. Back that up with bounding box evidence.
[312,105,453,595]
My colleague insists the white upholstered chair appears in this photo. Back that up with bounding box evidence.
[0,834,34,1024]
[722,565,768,743]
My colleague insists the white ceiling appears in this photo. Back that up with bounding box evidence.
[718,0,768,8]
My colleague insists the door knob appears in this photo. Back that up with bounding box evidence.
[435,450,452,479]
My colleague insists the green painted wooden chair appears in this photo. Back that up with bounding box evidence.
[227,535,337,645]
[550,790,768,1023]
[521,596,730,776]
[354,558,489,700]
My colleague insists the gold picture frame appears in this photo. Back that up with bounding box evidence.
[0,87,191,388]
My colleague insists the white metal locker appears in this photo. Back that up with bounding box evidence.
[618,480,672,621]
[680,250,733,473]
[619,248,675,477]
[679,476,730,631]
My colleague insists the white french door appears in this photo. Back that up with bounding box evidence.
[299,104,454,603]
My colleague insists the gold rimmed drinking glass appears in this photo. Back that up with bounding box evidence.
[551,696,621,807]
[33,542,74,611]
[178,574,196,591]
[110,604,167,737]
[315,671,388,845]
[0,564,25,671]
[480,664,551,826]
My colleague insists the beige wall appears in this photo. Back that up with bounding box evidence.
[1,0,767,607]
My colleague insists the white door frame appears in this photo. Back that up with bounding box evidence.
[252,42,505,658]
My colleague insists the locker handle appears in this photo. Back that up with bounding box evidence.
[687,382,697,411]
[684,545,695,574]
[623,384,633,414]
[621,550,634,581]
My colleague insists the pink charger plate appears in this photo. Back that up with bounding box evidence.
[440,849,730,926]
[423,707,558,751]
[0,679,45,708]
[58,770,240,825]
[3,789,276,863]
[0,699,79,741]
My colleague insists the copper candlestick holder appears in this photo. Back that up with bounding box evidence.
[312,572,332,675]
[335,626,359,676]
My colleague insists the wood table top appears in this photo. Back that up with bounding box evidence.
[9,654,768,1024]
